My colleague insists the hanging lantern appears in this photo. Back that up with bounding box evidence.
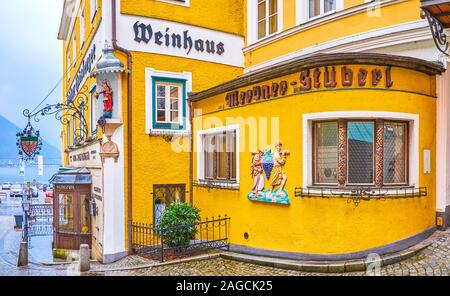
[16,119,42,162]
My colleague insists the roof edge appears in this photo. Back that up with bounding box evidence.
[57,0,72,40]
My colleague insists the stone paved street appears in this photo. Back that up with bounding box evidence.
[89,230,450,276]
[1,194,449,276]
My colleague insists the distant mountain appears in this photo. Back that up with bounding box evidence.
[0,114,61,163]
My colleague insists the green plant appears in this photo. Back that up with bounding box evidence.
[156,202,201,248]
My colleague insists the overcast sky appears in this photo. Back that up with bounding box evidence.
[0,0,64,148]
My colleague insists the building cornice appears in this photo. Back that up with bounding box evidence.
[58,0,73,40]
[189,52,445,102]
[245,20,434,73]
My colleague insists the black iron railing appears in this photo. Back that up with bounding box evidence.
[295,187,427,206]
[28,203,53,237]
[131,215,230,262]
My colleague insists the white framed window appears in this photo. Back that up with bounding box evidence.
[247,0,283,45]
[90,0,98,23]
[302,111,419,189]
[90,85,97,136]
[72,113,77,145]
[79,102,86,142]
[257,0,279,39]
[145,69,192,134]
[66,49,71,81]
[67,120,71,148]
[197,125,240,184]
[80,8,85,49]
[72,35,77,67]
[155,81,183,125]
[297,0,344,25]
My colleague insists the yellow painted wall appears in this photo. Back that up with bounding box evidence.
[129,52,243,225]
[121,0,245,36]
[121,0,245,229]
[245,0,423,67]
[344,0,365,9]
[192,65,437,254]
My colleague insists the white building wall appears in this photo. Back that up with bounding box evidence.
[102,125,126,263]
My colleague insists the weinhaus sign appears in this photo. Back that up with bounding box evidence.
[226,66,394,108]
[133,21,225,56]
[118,15,244,67]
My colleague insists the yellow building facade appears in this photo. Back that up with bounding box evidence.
[57,0,450,262]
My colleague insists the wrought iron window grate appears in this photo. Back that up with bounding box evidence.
[294,187,427,206]
[192,180,240,191]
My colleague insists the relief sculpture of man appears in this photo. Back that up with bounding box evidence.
[269,141,290,198]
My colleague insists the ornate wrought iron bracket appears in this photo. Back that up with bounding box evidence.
[22,86,90,148]
[423,9,449,56]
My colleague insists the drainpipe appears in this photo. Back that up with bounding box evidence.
[112,0,133,255]
[188,98,194,204]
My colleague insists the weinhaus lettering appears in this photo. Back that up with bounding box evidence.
[226,66,394,108]
[133,21,225,56]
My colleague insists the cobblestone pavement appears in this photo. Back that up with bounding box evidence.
[1,206,449,276]
[91,230,450,276]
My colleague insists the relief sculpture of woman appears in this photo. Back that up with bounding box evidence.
[250,150,265,197]
[95,80,113,119]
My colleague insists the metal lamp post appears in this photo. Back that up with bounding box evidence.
[21,186,30,242]
[17,183,31,267]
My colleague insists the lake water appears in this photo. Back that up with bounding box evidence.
[0,165,60,184]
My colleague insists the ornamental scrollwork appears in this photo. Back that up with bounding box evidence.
[22,86,90,148]
[423,10,449,56]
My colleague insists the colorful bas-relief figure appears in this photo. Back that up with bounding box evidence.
[250,150,265,196]
[95,80,113,119]
[247,142,290,205]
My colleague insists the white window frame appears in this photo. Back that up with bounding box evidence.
[90,0,98,23]
[79,102,86,141]
[67,120,71,148]
[157,0,190,7]
[145,69,192,135]
[90,84,97,136]
[302,111,419,189]
[72,113,77,145]
[66,48,71,81]
[80,8,85,49]
[247,0,283,46]
[155,81,183,125]
[196,124,240,185]
[296,0,344,25]
[72,34,77,68]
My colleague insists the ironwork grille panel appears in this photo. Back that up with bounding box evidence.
[28,204,53,237]
[383,122,407,184]
[153,184,186,225]
[347,121,374,184]
[315,121,338,184]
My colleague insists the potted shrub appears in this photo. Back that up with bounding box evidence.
[156,202,201,249]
